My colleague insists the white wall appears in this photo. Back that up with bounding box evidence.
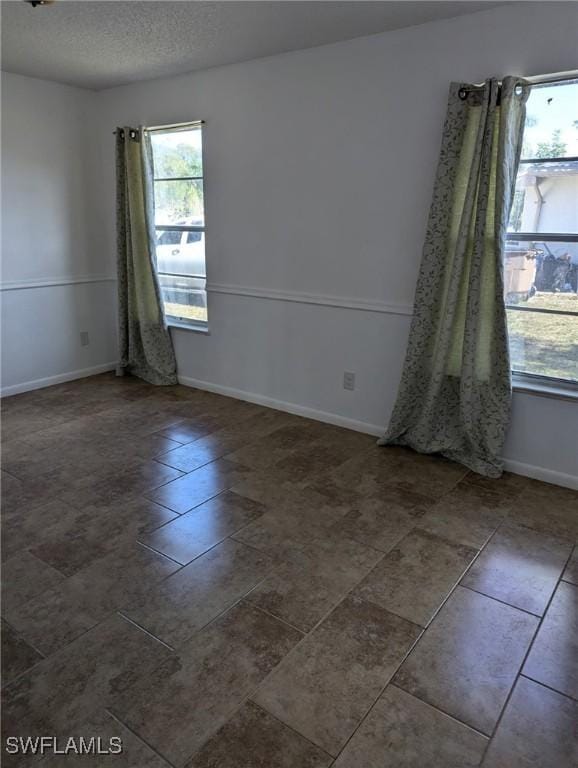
[537,176,578,236]
[92,2,577,486]
[535,175,578,262]
[3,4,576,485]
[1,72,117,394]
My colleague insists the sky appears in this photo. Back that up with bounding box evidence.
[150,127,202,154]
[522,80,578,158]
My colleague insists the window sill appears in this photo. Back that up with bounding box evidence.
[167,321,210,335]
[512,374,578,402]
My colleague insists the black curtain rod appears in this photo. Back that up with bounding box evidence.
[458,72,578,98]
[113,120,204,136]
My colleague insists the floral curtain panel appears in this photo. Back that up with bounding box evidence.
[116,126,177,385]
[380,78,529,477]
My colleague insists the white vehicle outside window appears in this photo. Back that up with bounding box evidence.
[149,122,207,327]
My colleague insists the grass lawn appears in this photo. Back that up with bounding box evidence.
[164,301,208,324]
[507,292,578,381]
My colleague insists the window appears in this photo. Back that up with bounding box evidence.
[506,78,578,387]
[149,122,207,327]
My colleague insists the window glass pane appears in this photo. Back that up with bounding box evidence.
[508,160,578,234]
[150,126,203,178]
[505,240,578,300]
[521,79,578,160]
[505,238,578,383]
[150,124,207,325]
[158,274,207,325]
[507,305,578,381]
[155,229,205,278]
[506,80,577,384]
[156,230,182,246]
[154,179,204,226]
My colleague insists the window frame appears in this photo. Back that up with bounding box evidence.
[147,121,208,330]
[505,76,578,395]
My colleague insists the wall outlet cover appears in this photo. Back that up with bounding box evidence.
[343,371,355,391]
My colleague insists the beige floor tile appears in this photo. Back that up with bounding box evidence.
[81,401,186,440]
[246,534,383,631]
[418,482,510,549]
[3,430,180,489]
[333,685,488,768]
[6,543,180,655]
[30,497,177,576]
[337,496,427,553]
[123,538,275,647]
[2,375,574,767]
[0,470,60,518]
[145,458,251,514]
[1,407,63,443]
[394,586,538,735]
[461,523,572,615]
[330,447,468,501]
[111,602,302,767]
[523,581,578,699]
[2,498,91,560]
[152,406,292,473]
[139,490,266,564]
[1,551,66,614]
[155,433,235,473]
[463,471,530,500]
[269,441,366,489]
[1,619,43,686]
[37,710,173,767]
[482,677,578,767]
[356,529,476,626]
[155,417,219,444]
[308,476,432,513]
[232,485,346,557]
[1,614,173,736]
[232,470,316,510]
[225,423,319,469]
[186,701,332,768]
[506,480,578,542]
[562,546,578,585]
[59,460,184,508]
[252,596,421,756]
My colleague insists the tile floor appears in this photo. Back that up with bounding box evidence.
[1,373,577,767]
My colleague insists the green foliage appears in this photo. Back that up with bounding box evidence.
[534,129,567,159]
[153,141,202,177]
[152,141,203,222]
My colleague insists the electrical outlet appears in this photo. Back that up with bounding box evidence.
[343,371,356,391]
[80,331,90,347]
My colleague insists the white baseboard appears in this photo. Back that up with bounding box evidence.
[1,362,118,397]
[503,459,578,491]
[178,374,578,491]
[4,366,574,490]
[177,374,384,437]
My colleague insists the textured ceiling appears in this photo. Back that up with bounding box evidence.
[1,1,502,91]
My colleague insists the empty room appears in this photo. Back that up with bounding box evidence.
[1,0,577,765]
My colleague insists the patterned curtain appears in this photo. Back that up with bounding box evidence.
[380,77,529,477]
[116,127,177,385]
